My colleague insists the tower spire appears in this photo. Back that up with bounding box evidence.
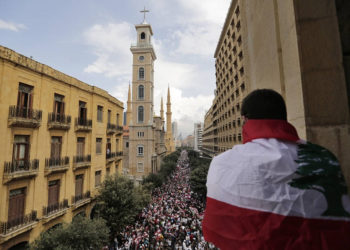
[165,86,174,152]
[160,97,164,121]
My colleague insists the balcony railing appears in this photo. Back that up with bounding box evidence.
[116,125,123,135]
[43,199,69,217]
[0,211,37,235]
[73,155,91,170]
[8,106,42,128]
[107,123,117,134]
[75,118,92,132]
[48,112,71,130]
[72,191,91,204]
[45,157,70,175]
[3,160,39,183]
[106,152,116,160]
[116,151,123,157]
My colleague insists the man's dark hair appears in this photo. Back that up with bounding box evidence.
[241,89,287,120]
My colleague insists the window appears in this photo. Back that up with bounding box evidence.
[78,101,87,124]
[108,110,111,124]
[137,162,144,172]
[13,135,30,166]
[116,139,119,152]
[137,145,144,156]
[96,138,102,154]
[106,138,111,156]
[51,136,62,159]
[17,83,33,118]
[106,168,110,176]
[116,113,120,126]
[140,32,145,40]
[97,105,103,122]
[77,137,85,156]
[95,171,101,187]
[53,94,65,120]
[137,132,144,137]
[48,180,60,207]
[8,188,26,223]
[138,85,144,99]
[139,55,144,61]
[138,106,144,123]
[75,175,84,198]
[139,67,145,80]
[126,142,129,148]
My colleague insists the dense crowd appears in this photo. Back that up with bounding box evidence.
[117,151,215,250]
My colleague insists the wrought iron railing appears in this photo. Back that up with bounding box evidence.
[45,157,69,168]
[0,211,37,235]
[8,106,42,121]
[116,151,123,157]
[73,155,91,164]
[107,123,116,130]
[106,152,115,159]
[43,199,69,216]
[4,160,39,175]
[75,118,92,127]
[48,112,71,124]
[72,191,91,204]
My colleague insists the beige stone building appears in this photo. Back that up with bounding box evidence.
[0,45,124,249]
[125,16,174,183]
[203,0,350,184]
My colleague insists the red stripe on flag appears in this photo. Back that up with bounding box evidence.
[243,119,299,144]
[202,197,350,250]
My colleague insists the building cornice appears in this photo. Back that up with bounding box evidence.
[0,45,123,108]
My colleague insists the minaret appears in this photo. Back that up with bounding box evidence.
[126,84,132,125]
[166,86,174,152]
[160,97,164,130]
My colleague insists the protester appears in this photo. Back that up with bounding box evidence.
[118,150,212,250]
[203,89,350,250]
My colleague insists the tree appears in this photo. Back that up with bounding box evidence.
[142,173,163,188]
[30,216,109,250]
[97,175,151,234]
[190,164,210,201]
[289,142,350,217]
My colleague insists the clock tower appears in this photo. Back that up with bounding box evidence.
[129,9,157,182]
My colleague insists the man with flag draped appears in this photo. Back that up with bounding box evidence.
[202,89,350,250]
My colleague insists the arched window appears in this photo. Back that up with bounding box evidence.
[138,106,144,123]
[140,32,146,40]
[139,67,145,80]
[138,85,144,99]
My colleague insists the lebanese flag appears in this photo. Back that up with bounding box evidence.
[202,120,350,250]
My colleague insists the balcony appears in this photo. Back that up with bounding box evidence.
[48,113,71,130]
[42,199,69,223]
[3,160,39,184]
[116,151,123,161]
[72,191,91,209]
[0,211,37,240]
[8,106,42,128]
[45,157,70,175]
[106,152,115,163]
[73,155,91,171]
[106,123,117,135]
[75,118,92,132]
[116,125,123,135]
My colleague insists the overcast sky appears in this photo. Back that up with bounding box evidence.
[0,0,230,136]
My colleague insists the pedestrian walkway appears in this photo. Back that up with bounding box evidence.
[118,150,216,249]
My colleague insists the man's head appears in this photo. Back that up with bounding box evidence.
[241,89,287,120]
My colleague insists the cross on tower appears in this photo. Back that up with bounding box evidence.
[140,7,150,23]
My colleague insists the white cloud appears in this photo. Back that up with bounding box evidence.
[154,87,213,136]
[0,19,26,31]
[84,22,133,78]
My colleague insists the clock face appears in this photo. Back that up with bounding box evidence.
[139,56,144,61]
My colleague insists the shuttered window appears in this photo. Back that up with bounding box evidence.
[75,175,84,197]
[8,188,26,222]
[51,136,62,159]
[95,171,101,187]
[13,135,30,167]
[77,137,85,156]
[96,138,102,154]
[48,180,60,207]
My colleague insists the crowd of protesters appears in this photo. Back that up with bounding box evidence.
[116,150,215,249]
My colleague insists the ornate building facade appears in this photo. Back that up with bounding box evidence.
[0,45,124,249]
